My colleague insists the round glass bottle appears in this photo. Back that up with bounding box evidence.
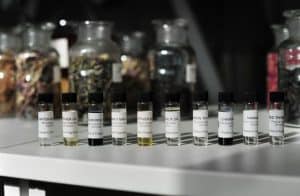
[0,32,17,117]
[278,10,300,124]
[175,18,197,119]
[120,32,150,115]
[69,21,118,125]
[152,20,188,119]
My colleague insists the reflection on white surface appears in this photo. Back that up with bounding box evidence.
[4,185,20,196]
[29,188,45,196]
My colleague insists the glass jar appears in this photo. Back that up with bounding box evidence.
[152,20,188,119]
[41,22,62,119]
[278,10,300,124]
[267,25,289,105]
[69,21,120,125]
[175,19,197,118]
[120,32,150,115]
[0,32,17,117]
[16,24,61,119]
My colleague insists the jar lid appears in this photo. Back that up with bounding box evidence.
[165,91,180,103]
[38,93,53,103]
[193,91,208,102]
[218,92,234,103]
[111,90,126,103]
[243,92,257,102]
[88,92,103,103]
[62,93,77,103]
[270,91,284,102]
[138,92,152,102]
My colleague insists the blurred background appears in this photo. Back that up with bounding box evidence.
[0,0,297,103]
[0,0,300,123]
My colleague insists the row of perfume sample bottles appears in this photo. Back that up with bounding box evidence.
[37,91,285,147]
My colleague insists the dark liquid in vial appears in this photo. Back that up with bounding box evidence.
[88,138,104,146]
[218,137,233,145]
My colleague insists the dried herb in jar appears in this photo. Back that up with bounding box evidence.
[0,51,16,117]
[69,56,113,124]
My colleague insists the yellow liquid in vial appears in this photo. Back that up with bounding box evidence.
[64,137,78,146]
[138,137,153,146]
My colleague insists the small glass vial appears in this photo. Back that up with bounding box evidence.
[62,93,78,146]
[88,92,104,146]
[218,92,234,145]
[193,91,209,146]
[269,91,285,145]
[137,92,153,146]
[111,91,127,145]
[243,92,259,145]
[165,92,181,146]
[38,93,54,146]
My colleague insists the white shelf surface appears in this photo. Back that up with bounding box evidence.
[0,111,300,195]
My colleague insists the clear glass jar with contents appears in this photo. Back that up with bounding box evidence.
[175,18,197,119]
[69,21,120,125]
[41,22,62,119]
[165,92,181,146]
[88,92,104,146]
[278,10,300,124]
[111,90,127,145]
[192,91,208,146]
[16,24,60,119]
[137,92,153,146]
[269,91,285,145]
[152,20,188,119]
[218,92,234,146]
[120,32,151,115]
[266,25,288,105]
[0,32,18,117]
[38,93,54,146]
[243,92,259,145]
[62,93,78,146]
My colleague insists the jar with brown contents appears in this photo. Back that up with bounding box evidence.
[16,25,61,119]
[0,33,18,117]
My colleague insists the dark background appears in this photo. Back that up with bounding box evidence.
[0,0,299,103]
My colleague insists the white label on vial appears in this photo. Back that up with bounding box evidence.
[62,111,78,138]
[269,109,284,136]
[137,111,153,138]
[38,111,54,138]
[186,64,196,83]
[88,113,103,139]
[112,110,127,138]
[243,110,258,137]
[165,111,180,138]
[193,110,208,137]
[112,63,122,82]
[218,111,233,138]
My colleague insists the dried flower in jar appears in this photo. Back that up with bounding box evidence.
[0,51,16,117]
[69,56,113,124]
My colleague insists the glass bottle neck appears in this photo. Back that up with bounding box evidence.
[0,33,16,52]
[122,35,143,55]
[287,17,300,40]
[271,25,289,47]
[77,22,112,42]
[23,28,50,50]
[156,26,187,46]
